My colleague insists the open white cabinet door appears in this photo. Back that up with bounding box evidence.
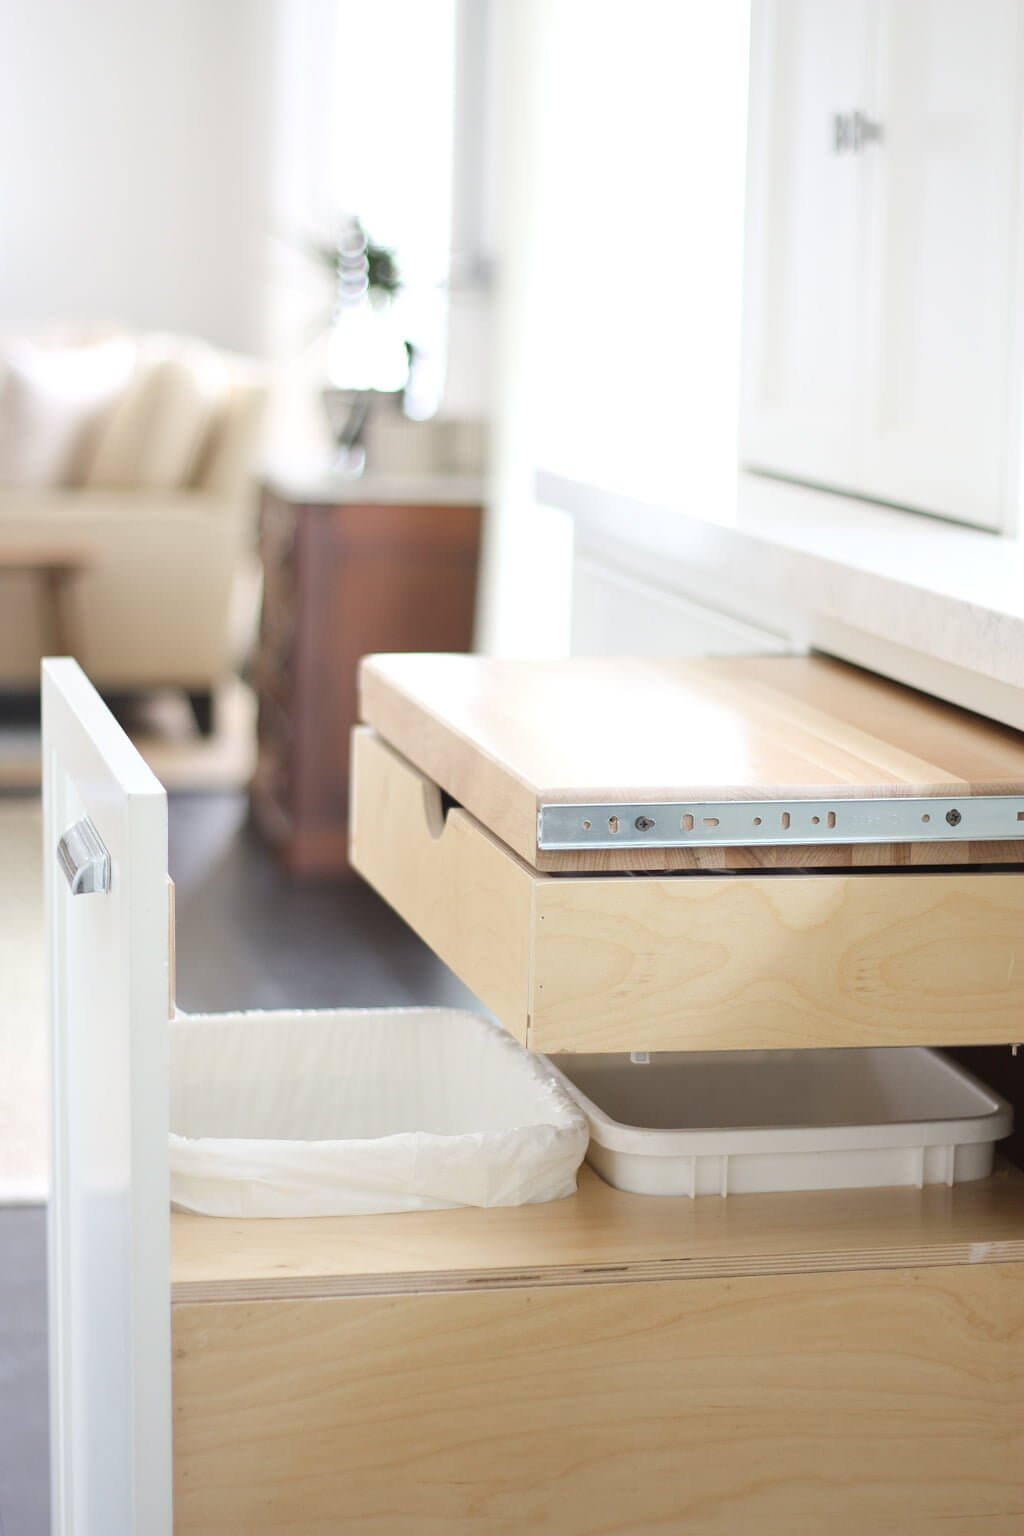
[43,659,172,1536]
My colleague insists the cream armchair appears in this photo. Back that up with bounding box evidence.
[0,333,266,729]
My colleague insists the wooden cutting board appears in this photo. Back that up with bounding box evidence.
[358,653,1024,871]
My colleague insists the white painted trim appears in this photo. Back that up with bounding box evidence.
[1006,2,1024,538]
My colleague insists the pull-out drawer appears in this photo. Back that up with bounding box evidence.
[351,726,1024,1053]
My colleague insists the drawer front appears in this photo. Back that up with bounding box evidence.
[351,728,1024,1052]
[175,1263,1024,1536]
[531,871,1024,1054]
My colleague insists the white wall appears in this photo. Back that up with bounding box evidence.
[0,0,276,353]
[478,0,751,654]
[0,0,492,427]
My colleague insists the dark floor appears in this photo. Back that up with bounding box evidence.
[168,794,477,1016]
[0,1208,48,1536]
[0,791,478,1536]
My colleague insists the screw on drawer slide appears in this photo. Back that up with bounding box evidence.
[536,797,1024,851]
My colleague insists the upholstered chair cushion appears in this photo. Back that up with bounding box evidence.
[84,336,230,490]
[194,368,267,495]
[0,335,136,487]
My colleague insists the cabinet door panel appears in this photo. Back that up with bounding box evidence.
[43,659,171,1536]
[861,0,1021,530]
[742,0,876,489]
[570,556,787,657]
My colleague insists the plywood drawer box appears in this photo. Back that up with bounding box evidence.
[349,727,1024,1052]
[351,654,1024,1053]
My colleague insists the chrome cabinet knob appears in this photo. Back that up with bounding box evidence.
[833,112,855,152]
[853,110,884,149]
[833,110,883,153]
[57,818,111,895]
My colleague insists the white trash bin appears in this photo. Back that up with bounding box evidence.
[548,1047,1012,1198]
[170,1007,589,1217]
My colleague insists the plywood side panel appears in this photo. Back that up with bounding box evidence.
[173,1263,1024,1536]
[349,728,534,1040]
[359,657,541,866]
[531,869,1024,1052]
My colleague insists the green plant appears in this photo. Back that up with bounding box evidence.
[308,215,402,315]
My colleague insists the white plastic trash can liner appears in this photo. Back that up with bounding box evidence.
[170,1007,589,1217]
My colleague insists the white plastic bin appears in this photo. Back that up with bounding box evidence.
[170,1007,588,1217]
[547,1047,1012,1198]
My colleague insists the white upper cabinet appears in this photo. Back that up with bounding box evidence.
[742,0,877,493]
[861,0,1021,528]
[742,0,1024,531]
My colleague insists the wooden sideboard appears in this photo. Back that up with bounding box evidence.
[250,478,482,875]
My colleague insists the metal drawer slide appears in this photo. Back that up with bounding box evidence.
[537,796,1024,852]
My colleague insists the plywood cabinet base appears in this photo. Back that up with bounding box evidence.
[171,1167,1024,1533]
[173,1260,1024,1535]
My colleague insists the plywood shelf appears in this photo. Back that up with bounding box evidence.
[170,1162,1024,1306]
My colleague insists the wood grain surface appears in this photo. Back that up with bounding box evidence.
[172,1261,1024,1535]
[359,652,1024,870]
[349,726,534,1041]
[351,729,1024,1050]
[170,1163,1024,1304]
[530,862,1024,1052]
[251,492,480,874]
